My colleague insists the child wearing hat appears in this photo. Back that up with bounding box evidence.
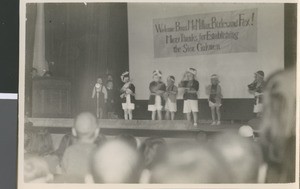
[206,74,223,125]
[120,71,135,120]
[148,70,166,120]
[179,68,199,126]
[248,70,265,117]
[164,75,178,120]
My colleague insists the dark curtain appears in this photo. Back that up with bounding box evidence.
[25,3,129,117]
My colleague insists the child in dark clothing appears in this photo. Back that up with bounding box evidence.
[120,71,136,120]
[106,80,118,119]
[179,68,199,126]
[92,77,107,118]
[148,70,166,120]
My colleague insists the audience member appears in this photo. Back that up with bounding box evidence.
[87,139,142,183]
[149,141,232,183]
[25,128,59,174]
[238,125,255,140]
[54,130,106,161]
[259,68,296,183]
[139,137,167,170]
[24,154,53,183]
[209,132,264,183]
[61,112,99,178]
[115,134,138,149]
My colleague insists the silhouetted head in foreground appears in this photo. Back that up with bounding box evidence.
[139,137,167,170]
[260,68,296,183]
[72,112,99,143]
[209,132,264,183]
[24,154,53,183]
[87,139,142,183]
[149,141,232,183]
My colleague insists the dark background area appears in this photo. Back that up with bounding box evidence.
[0,0,18,189]
[0,0,19,93]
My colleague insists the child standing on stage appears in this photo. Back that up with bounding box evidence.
[106,80,118,119]
[206,74,222,125]
[179,68,199,126]
[148,70,166,120]
[92,77,107,119]
[164,76,178,120]
[248,70,265,117]
[120,71,135,120]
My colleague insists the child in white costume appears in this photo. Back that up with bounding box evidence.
[120,71,135,120]
[179,68,199,126]
[206,74,223,125]
[164,75,178,120]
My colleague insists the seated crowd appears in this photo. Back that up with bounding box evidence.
[24,69,296,184]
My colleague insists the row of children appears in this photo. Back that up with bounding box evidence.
[117,68,222,126]
[93,68,265,126]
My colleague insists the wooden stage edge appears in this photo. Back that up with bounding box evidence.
[28,118,245,133]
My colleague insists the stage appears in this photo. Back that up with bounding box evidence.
[27,118,250,138]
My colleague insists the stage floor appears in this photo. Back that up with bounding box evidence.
[28,118,244,138]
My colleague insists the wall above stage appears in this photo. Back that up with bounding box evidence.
[128,3,284,100]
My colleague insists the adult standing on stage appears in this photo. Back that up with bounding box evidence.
[248,70,265,117]
[179,68,199,126]
[92,77,108,118]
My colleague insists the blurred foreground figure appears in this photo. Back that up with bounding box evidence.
[260,68,296,183]
[24,154,53,183]
[209,132,264,183]
[61,112,99,178]
[87,139,142,183]
[149,142,232,183]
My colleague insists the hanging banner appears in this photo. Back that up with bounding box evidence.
[153,9,257,58]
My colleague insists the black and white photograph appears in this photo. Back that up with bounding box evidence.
[18,1,297,188]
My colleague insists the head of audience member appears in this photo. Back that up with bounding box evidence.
[139,137,167,170]
[86,139,142,183]
[259,68,296,182]
[167,76,175,87]
[149,141,232,183]
[72,112,99,144]
[239,125,255,140]
[106,80,113,90]
[254,70,264,82]
[209,132,264,183]
[115,134,138,149]
[25,128,54,156]
[24,154,53,183]
[96,77,103,85]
